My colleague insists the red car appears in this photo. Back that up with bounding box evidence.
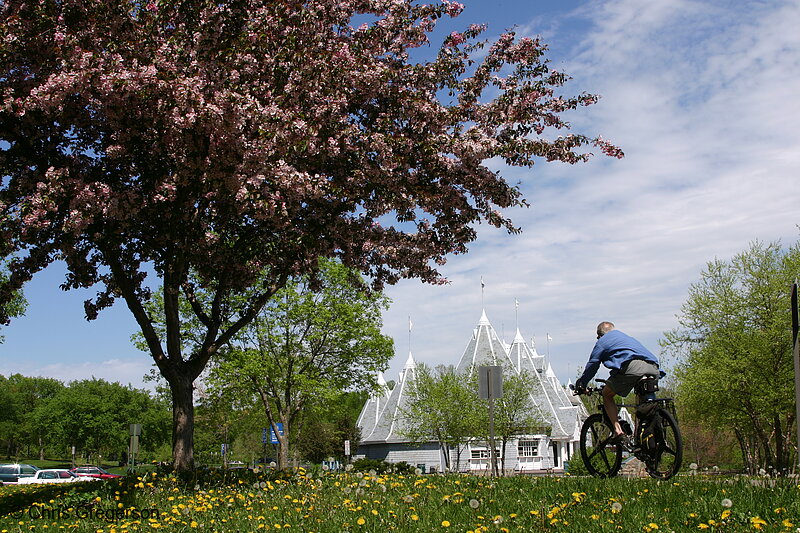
[69,466,122,479]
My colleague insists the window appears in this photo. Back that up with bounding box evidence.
[470,448,499,459]
[517,440,539,457]
[470,449,489,460]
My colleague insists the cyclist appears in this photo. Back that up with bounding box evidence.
[574,321,662,441]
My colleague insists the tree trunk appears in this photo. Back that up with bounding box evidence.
[277,429,290,470]
[169,373,195,471]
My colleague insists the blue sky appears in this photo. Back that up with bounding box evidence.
[2,0,799,389]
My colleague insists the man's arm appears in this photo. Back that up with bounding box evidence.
[576,342,605,388]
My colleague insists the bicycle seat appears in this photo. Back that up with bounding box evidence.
[634,376,659,395]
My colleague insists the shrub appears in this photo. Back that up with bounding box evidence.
[351,458,414,474]
[565,457,589,476]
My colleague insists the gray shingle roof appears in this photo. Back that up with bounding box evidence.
[357,311,588,445]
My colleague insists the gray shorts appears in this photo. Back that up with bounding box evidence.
[606,359,660,397]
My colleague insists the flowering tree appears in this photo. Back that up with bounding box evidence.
[0,0,622,470]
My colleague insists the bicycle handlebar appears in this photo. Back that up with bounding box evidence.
[568,383,604,396]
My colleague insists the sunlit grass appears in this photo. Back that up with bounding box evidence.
[1,468,798,532]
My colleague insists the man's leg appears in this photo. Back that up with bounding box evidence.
[602,385,623,437]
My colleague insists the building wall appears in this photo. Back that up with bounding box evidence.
[359,437,578,474]
[357,442,444,473]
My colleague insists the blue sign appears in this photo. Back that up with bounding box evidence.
[262,427,268,444]
[221,443,227,455]
[269,423,284,444]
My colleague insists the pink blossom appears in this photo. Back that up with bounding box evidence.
[448,31,465,47]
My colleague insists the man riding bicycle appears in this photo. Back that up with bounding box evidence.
[574,321,662,441]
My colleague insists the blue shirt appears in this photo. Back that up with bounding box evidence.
[577,329,659,386]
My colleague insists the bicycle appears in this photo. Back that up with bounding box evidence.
[571,376,683,480]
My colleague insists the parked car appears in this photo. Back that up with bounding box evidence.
[0,463,40,484]
[69,465,122,479]
[17,469,98,484]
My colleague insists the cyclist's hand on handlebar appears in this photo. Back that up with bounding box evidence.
[571,383,587,395]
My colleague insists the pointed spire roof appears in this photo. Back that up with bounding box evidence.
[357,309,592,448]
[356,370,392,440]
[455,311,515,373]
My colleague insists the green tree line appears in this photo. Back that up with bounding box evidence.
[0,372,367,467]
[0,375,170,463]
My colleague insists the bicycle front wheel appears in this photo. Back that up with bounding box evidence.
[645,408,683,480]
[580,413,622,478]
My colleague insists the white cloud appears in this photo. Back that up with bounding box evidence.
[0,357,154,390]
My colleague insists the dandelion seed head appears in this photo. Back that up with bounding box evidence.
[469,499,480,509]
[721,499,733,508]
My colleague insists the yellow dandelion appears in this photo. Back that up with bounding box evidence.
[721,510,731,519]
[356,517,366,526]
[441,521,450,527]
[411,514,419,521]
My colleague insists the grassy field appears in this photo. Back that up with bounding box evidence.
[1,468,798,532]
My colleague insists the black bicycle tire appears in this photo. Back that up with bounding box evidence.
[579,413,622,478]
[644,407,683,480]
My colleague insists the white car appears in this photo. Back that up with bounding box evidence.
[17,469,98,484]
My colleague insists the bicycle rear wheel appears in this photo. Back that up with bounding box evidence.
[579,413,622,478]
[644,408,682,480]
